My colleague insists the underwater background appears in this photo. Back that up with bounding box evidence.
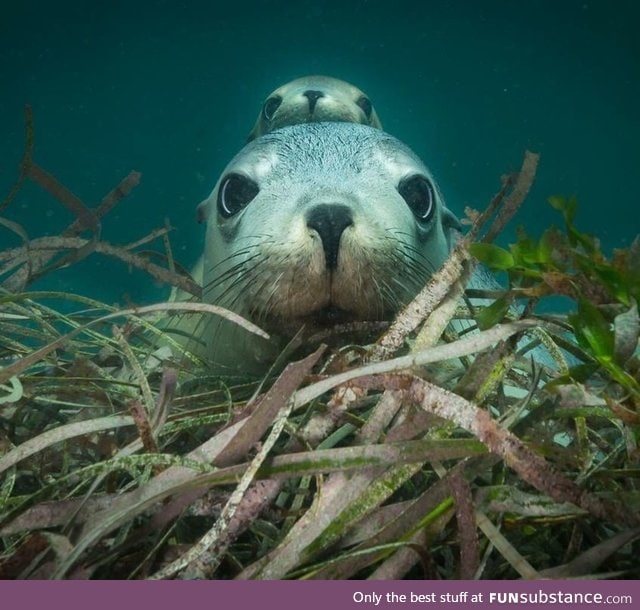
[1,0,638,306]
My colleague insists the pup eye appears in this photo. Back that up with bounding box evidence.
[262,95,282,122]
[356,95,373,120]
[398,175,436,222]
[217,173,259,218]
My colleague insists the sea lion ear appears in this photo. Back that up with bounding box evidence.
[441,206,463,250]
[196,198,210,224]
[247,122,260,142]
[247,112,265,142]
[368,107,383,130]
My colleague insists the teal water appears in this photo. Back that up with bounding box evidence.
[1,0,638,305]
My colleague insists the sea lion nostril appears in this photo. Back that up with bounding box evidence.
[306,204,353,270]
[303,89,325,113]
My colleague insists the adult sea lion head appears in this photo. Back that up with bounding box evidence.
[196,122,460,372]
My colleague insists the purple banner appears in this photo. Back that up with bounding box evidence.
[1,580,638,610]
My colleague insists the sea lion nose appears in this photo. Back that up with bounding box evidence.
[303,89,324,113]
[306,204,353,270]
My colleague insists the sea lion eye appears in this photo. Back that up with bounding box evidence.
[217,173,259,218]
[262,95,282,122]
[398,175,435,222]
[356,95,373,120]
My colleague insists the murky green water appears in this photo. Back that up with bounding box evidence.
[1,0,638,303]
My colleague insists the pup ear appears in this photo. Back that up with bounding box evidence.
[247,115,263,142]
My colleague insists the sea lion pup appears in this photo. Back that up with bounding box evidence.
[182,122,463,375]
[247,75,382,141]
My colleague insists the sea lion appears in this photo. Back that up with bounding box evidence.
[185,122,462,374]
[247,75,382,141]
[182,76,383,295]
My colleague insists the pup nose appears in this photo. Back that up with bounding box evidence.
[303,89,324,113]
[306,204,353,270]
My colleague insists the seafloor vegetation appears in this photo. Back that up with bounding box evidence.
[1,109,638,579]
